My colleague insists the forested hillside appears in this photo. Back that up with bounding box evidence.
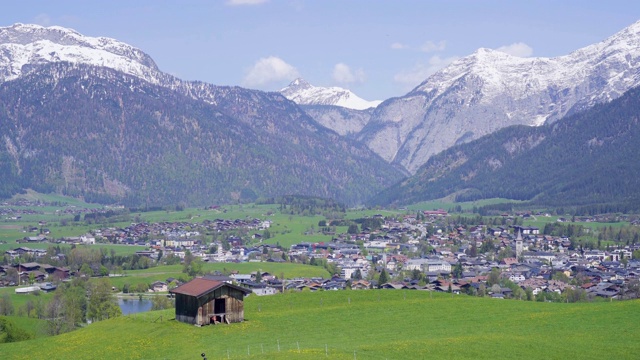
[0,63,404,206]
[370,86,640,210]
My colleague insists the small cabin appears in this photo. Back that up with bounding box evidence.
[170,278,251,326]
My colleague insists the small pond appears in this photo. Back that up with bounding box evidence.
[118,298,153,315]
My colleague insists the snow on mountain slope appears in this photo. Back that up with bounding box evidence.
[281,78,382,110]
[359,20,640,174]
[0,23,161,84]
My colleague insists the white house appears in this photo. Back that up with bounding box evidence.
[405,259,430,271]
[425,260,451,272]
[81,234,95,244]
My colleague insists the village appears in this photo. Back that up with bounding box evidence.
[2,207,639,303]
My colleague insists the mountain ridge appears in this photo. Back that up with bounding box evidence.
[0,23,160,84]
[359,20,640,173]
[369,84,640,209]
[0,24,405,206]
[280,78,381,110]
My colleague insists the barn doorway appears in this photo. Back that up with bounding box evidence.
[214,298,226,315]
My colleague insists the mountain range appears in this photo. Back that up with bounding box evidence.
[357,20,640,173]
[0,24,404,206]
[369,83,640,211]
[1,20,640,208]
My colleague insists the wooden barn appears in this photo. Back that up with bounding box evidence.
[170,278,251,326]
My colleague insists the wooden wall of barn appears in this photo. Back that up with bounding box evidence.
[174,285,246,325]
[174,293,198,324]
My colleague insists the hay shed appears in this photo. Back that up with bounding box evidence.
[170,278,251,325]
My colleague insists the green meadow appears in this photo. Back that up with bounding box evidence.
[406,198,523,212]
[0,287,54,312]
[1,290,638,359]
[108,263,330,290]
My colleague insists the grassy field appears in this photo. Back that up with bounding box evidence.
[0,290,638,359]
[0,315,49,339]
[522,215,630,229]
[406,198,523,212]
[0,242,147,257]
[108,262,330,291]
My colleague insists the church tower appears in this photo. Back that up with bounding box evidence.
[515,229,523,259]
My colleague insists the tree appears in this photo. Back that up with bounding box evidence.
[468,241,478,257]
[477,283,486,297]
[497,247,514,261]
[564,287,587,303]
[480,240,494,254]
[184,258,204,277]
[410,269,422,281]
[513,287,525,300]
[352,269,363,280]
[45,291,67,336]
[135,283,149,293]
[551,271,570,283]
[0,318,33,343]
[626,279,640,299]
[5,268,18,285]
[61,284,87,329]
[452,262,463,279]
[378,269,390,287]
[87,278,121,322]
[347,224,359,234]
[525,287,534,301]
[80,263,94,277]
[487,268,501,287]
[151,295,173,310]
[490,284,502,295]
[100,265,110,277]
[0,293,14,315]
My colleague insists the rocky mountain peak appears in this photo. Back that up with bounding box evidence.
[286,77,312,90]
[0,23,159,83]
[280,78,381,110]
[359,19,640,174]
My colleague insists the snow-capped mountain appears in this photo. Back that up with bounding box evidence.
[358,20,640,174]
[0,23,161,84]
[281,78,382,110]
[0,24,404,206]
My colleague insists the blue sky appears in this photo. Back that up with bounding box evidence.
[2,0,640,100]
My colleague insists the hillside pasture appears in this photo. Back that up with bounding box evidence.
[1,290,638,359]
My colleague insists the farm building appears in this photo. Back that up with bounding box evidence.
[170,278,251,326]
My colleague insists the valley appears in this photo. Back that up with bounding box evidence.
[1,12,640,360]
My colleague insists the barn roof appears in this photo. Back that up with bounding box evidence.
[170,278,251,297]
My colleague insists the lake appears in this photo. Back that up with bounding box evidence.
[118,298,153,315]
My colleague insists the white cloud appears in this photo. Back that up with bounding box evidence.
[332,63,365,84]
[390,42,408,50]
[394,55,459,89]
[420,40,446,53]
[34,13,51,26]
[226,0,268,5]
[496,42,533,57]
[242,56,299,88]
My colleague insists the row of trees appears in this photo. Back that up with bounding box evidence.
[47,278,121,335]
